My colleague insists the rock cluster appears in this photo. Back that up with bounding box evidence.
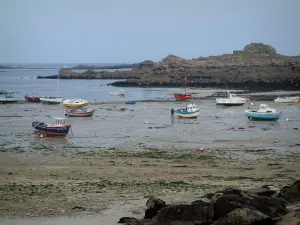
[119,179,300,225]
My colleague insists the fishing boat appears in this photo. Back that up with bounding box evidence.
[0,95,19,103]
[40,96,63,104]
[174,103,200,119]
[65,107,95,117]
[24,95,42,102]
[109,89,125,97]
[174,76,192,100]
[216,92,248,106]
[274,96,299,103]
[244,104,282,121]
[125,101,136,105]
[63,99,89,108]
[32,117,71,136]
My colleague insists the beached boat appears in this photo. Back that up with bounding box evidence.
[32,117,71,136]
[63,99,89,108]
[40,96,63,104]
[24,95,42,102]
[216,93,248,106]
[0,95,19,103]
[109,89,125,97]
[65,107,95,117]
[244,104,282,121]
[174,76,192,100]
[174,103,200,118]
[125,101,136,105]
[274,96,299,103]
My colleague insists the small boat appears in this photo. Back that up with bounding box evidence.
[174,103,200,119]
[0,95,19,103]
[109,89,126,97]
[244,104,282,121]
[274,96,299,103]
[40,96,63,104]
[24,95,41,102]
[32,117,71,136]
[174,76,192,100]
[65,107,95,117]
[63,99,89,108]
[216,92,248,106]
[125,101,136,105]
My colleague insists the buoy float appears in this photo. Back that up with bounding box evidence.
[200,148,204,152]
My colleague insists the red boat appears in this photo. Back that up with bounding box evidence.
[174,76,192,100]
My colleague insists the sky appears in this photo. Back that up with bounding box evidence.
[0,0,299,63]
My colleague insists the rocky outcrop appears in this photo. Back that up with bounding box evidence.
[72,63,138,70]
[55,43,300,90]
[118,180,300,225]
[279,180,300,203]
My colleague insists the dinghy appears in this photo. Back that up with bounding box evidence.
[24,95,42,102]
[65,107,95,117]
[40,96,63,104]
[63,99,89,108]
[0,95,19,103]
[244,104,282,121]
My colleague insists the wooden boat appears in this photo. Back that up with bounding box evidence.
[0,95,19,103]
[216,92,248,106]
[40,96,63,104]
[63,99,89,108]
[24,95,41,102]
[244,104,282,121]
[65,107,95,117]
[125,101,136,105]
[174,103,200,119]
[32,117,71,136]
[274,96,299,103]
[174,77,192,100]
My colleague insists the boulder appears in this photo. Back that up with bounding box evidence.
[246,187,277,197]
[243,43,277,56]
[144,196,167,219]
[213,208,273,225]
[276,209,300,225]
[152,204,190,225]
[279,180,300,203]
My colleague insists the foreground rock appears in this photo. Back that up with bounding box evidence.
[119,179,300,225]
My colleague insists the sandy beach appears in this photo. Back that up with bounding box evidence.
[0,100,300,224]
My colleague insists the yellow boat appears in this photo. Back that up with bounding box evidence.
[63,99,89,108]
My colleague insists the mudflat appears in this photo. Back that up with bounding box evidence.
[0,100,300,222]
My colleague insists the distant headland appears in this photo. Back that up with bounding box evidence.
[37,43,300,91]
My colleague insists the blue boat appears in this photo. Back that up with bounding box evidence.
[244,104,282,121]
[32,117,71,136]
[174,103,200,119]
[125,101,136,105]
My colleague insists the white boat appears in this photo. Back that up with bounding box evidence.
[40,97,63,104]
[274,96,299,103]
[174,103,200,118]
[63,99,89,108]
[216,93,248,106]
[0,95,19,103]
[245,104,282,121]
[109,89,125,97]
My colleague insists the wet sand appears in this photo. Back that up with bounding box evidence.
[0,100,300,224]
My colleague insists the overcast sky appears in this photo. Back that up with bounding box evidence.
[0,0,299,63]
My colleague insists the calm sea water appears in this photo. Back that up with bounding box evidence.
[0,64,178,101]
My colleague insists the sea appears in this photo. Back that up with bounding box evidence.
[0,63,178,101]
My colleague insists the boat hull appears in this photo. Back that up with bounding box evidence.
[174,108,200,118]
[244,110,282,121]
[125,101,136,104]
[24,95,41,102]
[32,121,71,136]
[40,97,63,104]
[63,103,89,108]
[274,97,299,103]
[174,94,192,100]
[216,99,247,106]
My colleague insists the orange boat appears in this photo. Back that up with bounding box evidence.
[174,76,192,100]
